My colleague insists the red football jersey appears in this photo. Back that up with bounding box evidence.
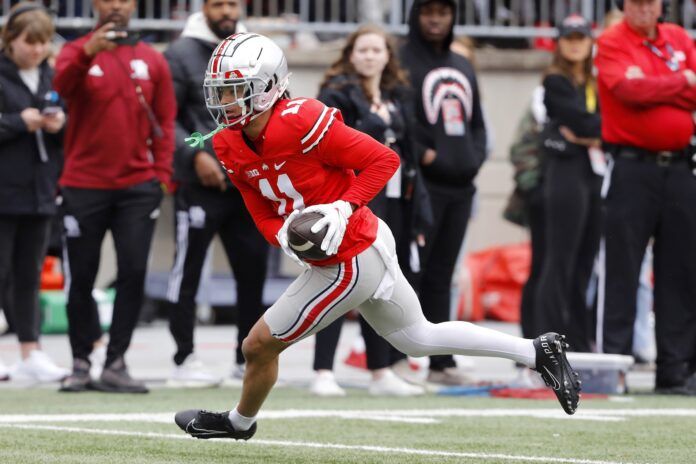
[213,97,400,266]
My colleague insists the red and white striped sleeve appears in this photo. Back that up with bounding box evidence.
[299,102,339,154]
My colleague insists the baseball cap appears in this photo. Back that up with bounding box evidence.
[557,14,592,38]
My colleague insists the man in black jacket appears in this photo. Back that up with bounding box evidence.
[400,0,488,385]
[163,0,268,387]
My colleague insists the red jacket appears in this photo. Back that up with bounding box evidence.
[595,21,696,151]
[213,98,400,266]
[54,34,175,189]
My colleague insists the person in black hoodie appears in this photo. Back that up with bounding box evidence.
[535,15,602,353]
[0,2,69,383]
[163,0,268,387]
[400,0,488,385]
[310,24,431,397]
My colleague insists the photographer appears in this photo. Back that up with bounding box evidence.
[54,0,175,393]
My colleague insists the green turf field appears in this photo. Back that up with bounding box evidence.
[1,386,694,464]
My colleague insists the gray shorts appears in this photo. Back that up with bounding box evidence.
[264,221,425,343]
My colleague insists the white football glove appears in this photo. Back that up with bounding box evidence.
[303,200,353,256]
[276,209,306,268]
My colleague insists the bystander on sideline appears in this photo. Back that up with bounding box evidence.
[54,0,175,394]
[534,14,602,354]
[595,0,696,395]
[0,2,69,384]
[311,25,431,397]
[400,0,488,386]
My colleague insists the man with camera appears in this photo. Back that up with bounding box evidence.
[54,0,175,393]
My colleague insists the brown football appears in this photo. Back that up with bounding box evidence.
[287,211,329,261]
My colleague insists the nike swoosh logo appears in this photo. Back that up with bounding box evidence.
[274,161,287,170]
[542,366,561,391]
[186,420,228,436]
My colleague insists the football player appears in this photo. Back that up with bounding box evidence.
[175,33,581,440]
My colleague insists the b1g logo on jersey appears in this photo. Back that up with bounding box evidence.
[246,169,260,178]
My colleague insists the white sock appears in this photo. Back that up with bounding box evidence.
[385,320,537,368]
[228,407,256,431]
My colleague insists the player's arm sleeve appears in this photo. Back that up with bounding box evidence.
[314,116,400,208]
[151,55,176,188]
[53,42,93,100]
[595,37,689,106]
[543,75,601,138]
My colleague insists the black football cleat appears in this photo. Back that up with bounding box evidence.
[533,332,581,415]
[175,409,257,440]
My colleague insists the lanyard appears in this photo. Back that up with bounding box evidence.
[585,84,597,114]
[643,41,680,72]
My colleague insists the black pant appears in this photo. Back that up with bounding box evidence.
[62,181,163,367]
[167,184,268,366]
[602,155,696,387]
[313,197,409,371]
[417,186,474,371]
[519,185,545,339]
[535,155,601,352]
[0,215,51,343]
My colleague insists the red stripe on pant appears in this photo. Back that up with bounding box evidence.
[280,260,354,343]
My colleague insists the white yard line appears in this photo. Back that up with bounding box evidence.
[0,423,646,464]
[1,408,695,425]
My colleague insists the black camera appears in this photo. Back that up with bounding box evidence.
[105,27,139,46]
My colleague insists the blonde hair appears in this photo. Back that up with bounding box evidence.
[1,2,54,53]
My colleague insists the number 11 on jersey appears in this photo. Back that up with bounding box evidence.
[258,174,305,216]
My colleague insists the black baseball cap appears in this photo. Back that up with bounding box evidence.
[557,14,592,38]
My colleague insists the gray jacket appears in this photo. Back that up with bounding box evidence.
[163,13,246,185]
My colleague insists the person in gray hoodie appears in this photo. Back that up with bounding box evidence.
[400,0,488,385]
[163,0,268,387]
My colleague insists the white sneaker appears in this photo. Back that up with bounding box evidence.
[511,365,547,389]
[11,350,69,383]
[0,358,9,381]
[391,358,427,385]
[167,355,222,388]
[0,310,8,335]
[89,344,107,379]
[309,370,346,397]
[369,369,425,396]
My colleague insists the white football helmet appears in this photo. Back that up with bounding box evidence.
[204,33,290,129]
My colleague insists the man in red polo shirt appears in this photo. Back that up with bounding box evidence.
[595,0,696,395]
